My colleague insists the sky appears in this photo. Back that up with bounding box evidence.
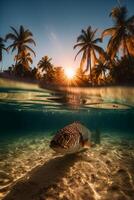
[1,0,134,70]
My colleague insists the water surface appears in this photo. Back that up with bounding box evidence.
[0,78,134,200]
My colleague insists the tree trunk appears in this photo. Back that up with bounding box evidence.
[123,39,126,57]
[125,39,132,64]
[103,70,106,82]
[15,48,21,66]
[87,50,92,85]
[0,53,2,72]
[89,59,92,84]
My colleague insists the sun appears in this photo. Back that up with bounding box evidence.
[65,68,75,80]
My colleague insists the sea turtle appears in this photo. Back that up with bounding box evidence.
[50,121,99,154]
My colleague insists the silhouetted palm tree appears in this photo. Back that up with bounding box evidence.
[0,37,7,71]
[92,61,108,85]
[75,67,89,86]
[5,26,36,64]
[109,55,134,84]
[15,51,33,69]
[74,26,106,83]
[102,6,134,59]
[37,56,54,82]
[37,56,53,73]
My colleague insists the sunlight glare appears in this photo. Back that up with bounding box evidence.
[65,68,75,80]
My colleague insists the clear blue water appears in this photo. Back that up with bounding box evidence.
[0,78,134,200]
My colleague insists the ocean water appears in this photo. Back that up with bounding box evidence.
[0,78,134,200]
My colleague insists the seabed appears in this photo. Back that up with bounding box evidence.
[0,134,134,200]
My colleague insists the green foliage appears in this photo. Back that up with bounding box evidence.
[37,56,53,72]
[75,67,90,86]
[2,5,134,87]
[31,67,38,80]
[13,64,31,78]
[102,6,134,59]
[109,55,134,84]
[37,56,55,83]
[15,51,33,69]
[0,37,7,63]
[74,26,106,83]
[92,61,109,85]
[5,26,36,65]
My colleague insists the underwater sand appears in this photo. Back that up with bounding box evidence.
[0,133,134,200]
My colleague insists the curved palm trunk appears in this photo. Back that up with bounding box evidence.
[1,62,3,72]
[86,58,92,84]
[89,60,92,84]
[0,52,2,72]
[15,47,22,66]
[103,70,106,81]
[123,37,131,58]
[124,39,132,63]
[123,39,126,56]
[87,50,92,84]
[15,59,18,66]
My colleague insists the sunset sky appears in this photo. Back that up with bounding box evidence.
[1,0,134,70]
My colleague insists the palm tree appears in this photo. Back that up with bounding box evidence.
[75,67,89,86]
[0,37,7,71]
[102,6,134,60]
[92,61,108,85]
[37,56,53,73]
[37,56,54,82]
[5,25,36,64]
[109,55,134,84]
[15,50,33,69]
[74,26,106,83]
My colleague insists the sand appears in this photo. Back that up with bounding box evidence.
[0,134,134,200]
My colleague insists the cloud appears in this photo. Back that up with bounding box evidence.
[50,32,57,40]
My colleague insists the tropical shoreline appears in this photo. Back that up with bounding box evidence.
[1,74,134,90]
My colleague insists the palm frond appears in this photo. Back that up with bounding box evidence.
[24,38,36,46]
[81,29,88,38]
[73,42,86,49]
[25,30,33,37]
[93,38,102,43]
[110,6,127,23]
[5,33,17,41]
[93,44,106,57]
[10,26,19,37]
[20,25,24,36]
[11,46,17,53]
[74,46,87,61]
[101,28,116,38]
[25,45,36,57]
[77,35,85,43]
[90,29,98,40]
[7,43,17,51]
[107,31,122,59]
[28,57,33,64]
[126,15,134,24]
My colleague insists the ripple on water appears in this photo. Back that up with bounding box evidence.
[85,102,130,110]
